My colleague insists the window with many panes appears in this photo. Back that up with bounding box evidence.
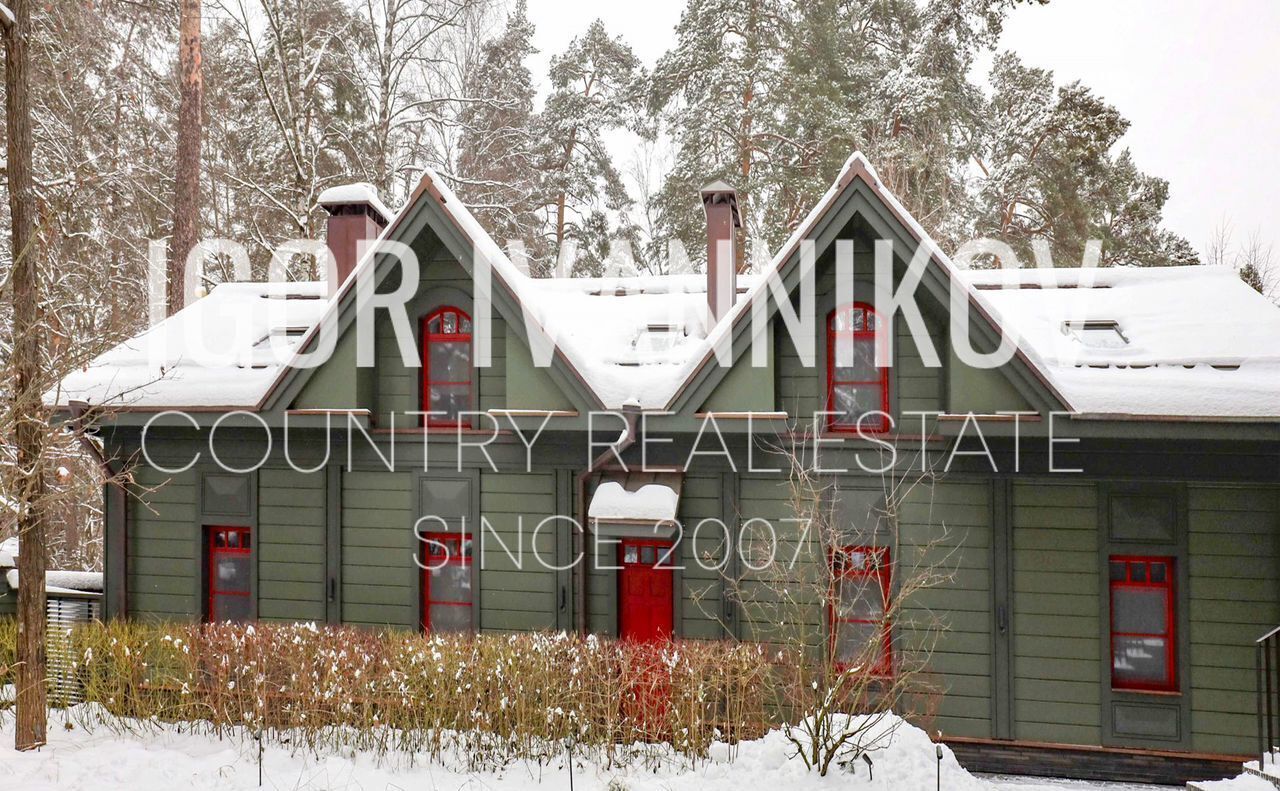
[206,526,252,623]
[827,303,889,432]
[831,545,892,675]
[1109,556,1176,692]
[420,532,473,633]
[422,306,472,427]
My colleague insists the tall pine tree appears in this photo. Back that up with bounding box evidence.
[536,19,642,275]
[454,0,542,264]
[975,53,1199,267]
[649,0,787,268]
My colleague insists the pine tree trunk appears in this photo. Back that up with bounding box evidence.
[3,0,50,752]
[170,0,203,315]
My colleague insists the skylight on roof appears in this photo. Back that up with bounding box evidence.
[634,325,686,354]
[1063,320,1128,349]
[253,327,309,348]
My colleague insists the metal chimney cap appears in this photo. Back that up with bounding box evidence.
[699,180,741,224]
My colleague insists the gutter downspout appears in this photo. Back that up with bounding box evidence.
[574,404,640,634]
[68,401,126,619]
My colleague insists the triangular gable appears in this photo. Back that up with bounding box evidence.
[669,152,1072,417]
[261,171,602,417]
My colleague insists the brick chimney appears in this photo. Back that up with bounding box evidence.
[318,183,390,295]
[700,180,742,322]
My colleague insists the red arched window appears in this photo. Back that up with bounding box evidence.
[422,306,472,428]
[827,302,889,432]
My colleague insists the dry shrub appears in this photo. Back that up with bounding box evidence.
[68,621,781,769]
[0,617,15,683]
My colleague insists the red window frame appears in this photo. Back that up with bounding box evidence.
[827,302,890,433]
[420,531,473,634]
[1109,555,1176,693]
[205,526,251,622]
[830,545,893,676]
[422,306,472,429]
[619,537,678,569]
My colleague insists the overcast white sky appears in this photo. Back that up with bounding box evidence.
[525,0,1280,262]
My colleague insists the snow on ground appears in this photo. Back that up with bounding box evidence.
[0,707,1171,791]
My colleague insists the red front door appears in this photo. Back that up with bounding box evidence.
[618,538,674,642]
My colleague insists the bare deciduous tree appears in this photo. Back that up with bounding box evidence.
[695,432,953,777]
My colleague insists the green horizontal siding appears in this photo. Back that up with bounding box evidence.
[678,472,728,640]
[128,466,198,620]
[901,480,993,739]
[1188,484,1280,755]
[775,255,946,420]
[341,470,415,628]
[373,252,507,426]
[257,468,326,622]
[478,472,557,632]
[1011,481,1100,746]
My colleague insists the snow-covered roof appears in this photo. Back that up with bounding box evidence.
[960,265,1280,419]
[517,274,756,409]
[54,152,1280,422]
[55,282,328,409]
[0,536,16,568]
[318,182,393,222]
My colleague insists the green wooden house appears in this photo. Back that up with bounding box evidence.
[53,153,1280,782]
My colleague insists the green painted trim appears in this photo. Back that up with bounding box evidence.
[325,463,342,624]
[554,469,574,630]
[196,469,258,621]
[991,477,1014,739]
[722,470,741,639]
[1096,481,1192,750]
[413,468,481,632]
[669,177,1069,419]
[105,475,126,619]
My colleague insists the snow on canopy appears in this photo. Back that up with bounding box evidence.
[54,282,328,409]
[960,265,1280,419]
[5,568,104,594]
[588,480,681,523]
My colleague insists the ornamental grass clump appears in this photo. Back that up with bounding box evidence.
[66,621,777,769]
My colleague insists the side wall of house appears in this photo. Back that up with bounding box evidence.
[1007,479,1280,755]
[1010,480,1101,745]
[902,479,994,739]
[258,468,328,622]
[128,465,199,619]
[112,428,1279,762]
[1187,484,1280,754]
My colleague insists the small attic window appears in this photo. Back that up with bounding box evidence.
[1063,320,1128,349]
[259,292,323,300]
